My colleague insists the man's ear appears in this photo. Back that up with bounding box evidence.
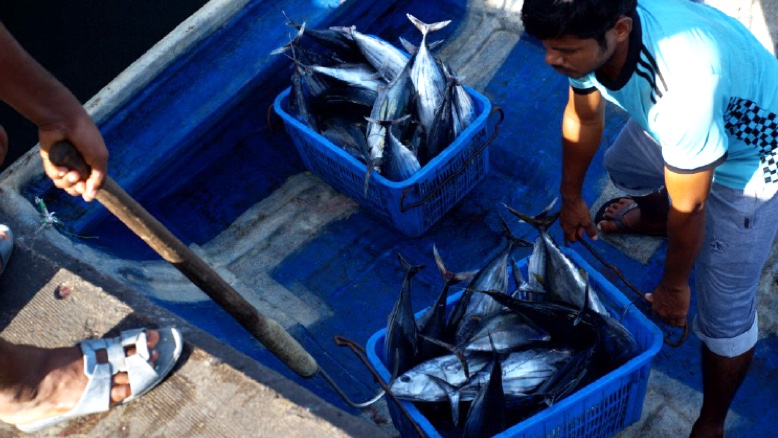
[612,16,633,43]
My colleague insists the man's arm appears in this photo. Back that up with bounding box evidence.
[559,86,605,241]
[647,167,713,327]
[0,21,107,201]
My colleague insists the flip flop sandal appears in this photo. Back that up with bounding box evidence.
[0,224,13,277]
[594,197,667,237]
[16,326,183,433]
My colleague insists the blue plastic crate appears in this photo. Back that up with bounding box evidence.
[273,85,494,237]
[366,247,663,437]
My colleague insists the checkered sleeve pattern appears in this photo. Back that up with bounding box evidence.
[725,97,778,183]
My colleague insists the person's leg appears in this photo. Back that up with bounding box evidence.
[690,183,778,437]
[0,330,160,426]
[597,119,670,235]
[691,345,754,437]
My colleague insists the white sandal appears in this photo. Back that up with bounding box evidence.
[16,327,183,433]
[0,224,13,277]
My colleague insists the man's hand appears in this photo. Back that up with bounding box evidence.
[645,282,690,327]
[38,117,108,203]
[560,196,598,242]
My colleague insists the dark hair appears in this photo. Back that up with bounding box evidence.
[521,0,637,47]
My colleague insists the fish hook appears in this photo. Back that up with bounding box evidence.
[333,336,426,437]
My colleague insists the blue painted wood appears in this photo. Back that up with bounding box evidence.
[18,0,778,433]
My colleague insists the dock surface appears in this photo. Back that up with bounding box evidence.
[0,0,776,436]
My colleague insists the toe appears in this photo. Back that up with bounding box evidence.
[603,198,633,219]
[110,383,132,405]
[597,218,621,233]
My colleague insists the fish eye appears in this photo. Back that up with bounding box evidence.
[400,375,411,382]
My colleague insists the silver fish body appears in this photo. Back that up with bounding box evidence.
[461,310,551,353]
[339,26,409,81]
[407,14,450,134]
[390,348,572,403]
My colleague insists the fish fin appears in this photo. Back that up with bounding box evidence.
[406,14,452,36]
[397,253,426,276]
[398,37,417,56]
[433,245,478,284]
[427,375,462,426]
[499,215,534,248]
[271,21,306,55]
[502,202,560,232]
[428,39,445,51]
[281,10,300,29]
[418,333,470,375]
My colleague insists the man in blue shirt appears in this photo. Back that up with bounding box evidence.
[521,0,778,436]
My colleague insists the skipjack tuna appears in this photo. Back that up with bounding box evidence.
[378,206,638,436]
[274,14,477,194]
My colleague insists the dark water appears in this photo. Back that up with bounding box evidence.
[0,1,209,171]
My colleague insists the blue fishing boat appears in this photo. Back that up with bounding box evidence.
[1,0,777,436]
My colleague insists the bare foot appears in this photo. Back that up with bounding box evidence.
[0,329,160,426]
[0,229,10,272]
[596,198,667,236]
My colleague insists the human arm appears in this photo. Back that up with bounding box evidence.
[645,168,712,327]
[0,21,107,201]
[559,86,606,242]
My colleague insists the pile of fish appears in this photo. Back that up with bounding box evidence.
[274,13,477,191]
[382,201,640,437]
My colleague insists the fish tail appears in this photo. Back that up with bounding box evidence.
[433,245,478,284]
[502,200,560,232]
[281,10,300,29]
[499,215,534,248]
[406,14,452,36]
[398,253,425,276]
[270,23,306,56]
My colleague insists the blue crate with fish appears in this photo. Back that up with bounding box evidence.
[274,85,494,237]
[365,247,663,437]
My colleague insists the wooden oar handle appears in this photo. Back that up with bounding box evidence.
[48,141,92,179]
[47,141,319,378]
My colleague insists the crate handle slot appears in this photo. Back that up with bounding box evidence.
[399,105,505,213]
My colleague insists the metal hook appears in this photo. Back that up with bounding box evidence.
[333,336,426,438]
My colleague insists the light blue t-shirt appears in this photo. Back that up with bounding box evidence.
[570,0,778,190]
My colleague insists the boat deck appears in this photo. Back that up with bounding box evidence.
[1,0,777,436]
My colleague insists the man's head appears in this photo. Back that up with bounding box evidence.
[521,0,636,79]
[522,0,636,47]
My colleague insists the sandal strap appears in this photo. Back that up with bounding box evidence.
[81,329,158,399]
[76,342,115,415]
[119,329,158,398]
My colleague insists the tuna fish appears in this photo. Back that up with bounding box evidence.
[503,200,610,316]
[416,245,477,361]
[449,219,532,344]
[384,253,426,376]
[334,26,409,81]
[406,14,451,134]
[389,348,573,422]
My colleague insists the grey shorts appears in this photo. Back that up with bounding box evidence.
[604,119,778,357]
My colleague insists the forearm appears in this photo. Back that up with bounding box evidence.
[0,22,85,132]
[560,112,603,202]
[661,205,706,290]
